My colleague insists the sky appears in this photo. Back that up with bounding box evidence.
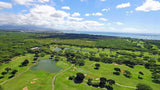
[0,0,160,33]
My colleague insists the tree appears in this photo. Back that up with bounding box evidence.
[123,70,132,78]
[136,83,152,90]
[1,72,7,75]
[99,77,107,88]
[94,63,100,70]
[40,52,45,57]
[158,58,160,62]
[55,56,60,61]
[68,76,75,80]
[87,78,93,85]
[5,67,11,72]
[21,59,29,66]
[107,79,115,85]
[0,85,3,90]
[11,70,18,74]
[74,73,85,83]
[139,71,144,75]
[114,68,121,72]
[113,72,120,75]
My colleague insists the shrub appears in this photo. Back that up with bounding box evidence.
[139,71,144,75]
[1,72,7,75]
[106,85,113,90]
[99,77,107,88]
[74,73,85,83]
[87,78,93,85]
[114,68,121,72]
[136,83,152,90]
[0,76,4,79]
[123,70,132,78]
[11,70,18,75]
[20,59,29,67]
[5,67,11,72]
[113,72,120,75]
[138,75,143,79]
[68,76,75,80]
[8,75,15,79]
[107,79,115,85]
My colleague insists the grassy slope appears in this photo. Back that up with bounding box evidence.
[1,55,71,90]
[0,54,34,83]
[1,44,160,90]
[55,60,159,90]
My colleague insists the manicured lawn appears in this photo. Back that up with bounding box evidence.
[1,45,160,90]
[54,60,160,90]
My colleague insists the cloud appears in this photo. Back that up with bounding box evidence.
[100,0,106,2]
[0,5,105,31]
[38,0,49,3]
[102,8,110,12]
[13,0,49,5]
[126,10,133,15]
[85,13,90,16]
[61,6,70,10]
[99,18,108,21]
[115,22,123,25]
[136,0,160,12]
[116,2,130,8]
[85,12,102,16]
[80,0,87,2]
[72,12,80,17]
[92,12,103,16]
[0,1,12,9]
[68,17,83,21]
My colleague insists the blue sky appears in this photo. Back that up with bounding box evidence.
[0,0,160,33]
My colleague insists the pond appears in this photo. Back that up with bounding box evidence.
[31,59,62,73]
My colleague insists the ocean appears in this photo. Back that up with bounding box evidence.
[67,31,160,40]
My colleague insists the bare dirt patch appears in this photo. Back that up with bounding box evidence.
[33,78,38,81]
[23,86,28,90]
[121,70,125,73]
[31,81,35,84]
[84,74,87,76]
[95,78,99,80]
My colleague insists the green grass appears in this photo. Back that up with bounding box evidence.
[1,45,160,90]
[54,60,160,90]
[0,54,34,83]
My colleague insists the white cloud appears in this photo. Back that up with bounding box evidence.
[13,0,49,5]
[0,5,105,31]
[92,12,103,16]
[126,10,133,15]
[136,0,160,12]
[100,0,106,2]
[68,17,83,21]
[115,22,123,25]
[38,0,49,3]
[0,1,12,9]
[102,8,110,12]
[72,12,80,17]
[99,18,108,21]
[61,6,70,10]
[13,0,34,5]
[116,2,130,8]
[85,13,90,16]
[80,0,87,2]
